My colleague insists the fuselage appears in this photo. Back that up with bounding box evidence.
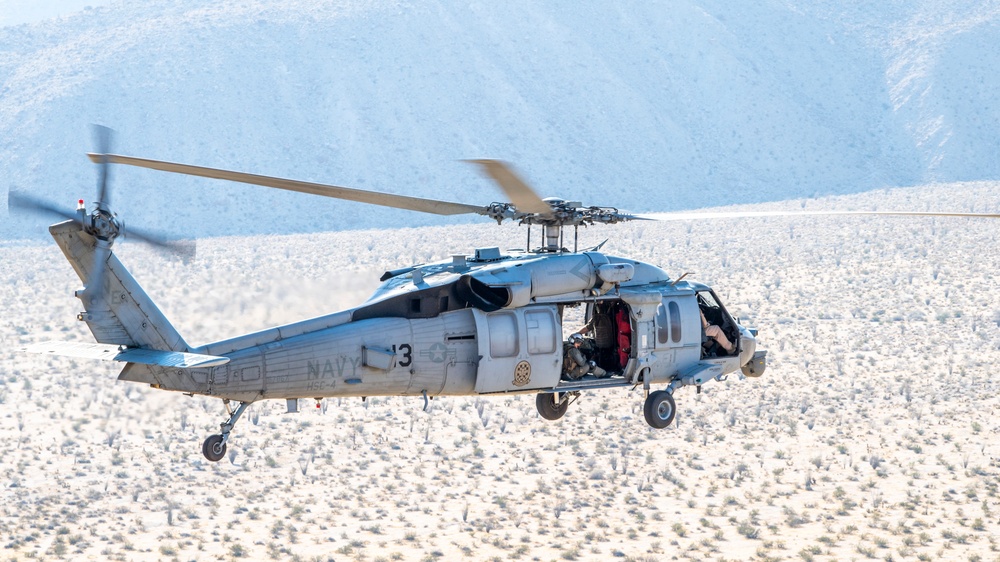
[119,247,758,402]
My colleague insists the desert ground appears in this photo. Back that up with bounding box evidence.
[2,182,1000,561]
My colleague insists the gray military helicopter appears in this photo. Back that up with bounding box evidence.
[13,128,998,461]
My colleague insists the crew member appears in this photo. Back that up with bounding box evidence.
[564,333,607,380]
[701,310,735,354]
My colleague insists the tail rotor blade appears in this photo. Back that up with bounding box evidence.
[91,124,114,210]
[8,191,80,224]
[84,242,111,300]
[122,224,197,262]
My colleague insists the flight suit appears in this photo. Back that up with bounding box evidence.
[564,343,607,380]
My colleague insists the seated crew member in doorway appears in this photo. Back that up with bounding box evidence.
[701,310,735,354]
[563,334,607,380]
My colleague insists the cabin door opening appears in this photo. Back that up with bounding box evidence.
[582,300,633,375]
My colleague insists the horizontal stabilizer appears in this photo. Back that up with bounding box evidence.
[23,341,230,369]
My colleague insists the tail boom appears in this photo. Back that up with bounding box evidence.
[49,219,189,352]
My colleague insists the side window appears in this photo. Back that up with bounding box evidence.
[488,312,519,358]
[525,309,557,355]
[668,301,682,343]
[656,303,669,344]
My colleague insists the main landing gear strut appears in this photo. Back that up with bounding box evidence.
[202,400,250,462]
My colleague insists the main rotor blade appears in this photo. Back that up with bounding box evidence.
[466,159,553,215]
[88,154,488,217]
[638,209,1000,221]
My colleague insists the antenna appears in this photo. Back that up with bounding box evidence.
[671,272,693,286]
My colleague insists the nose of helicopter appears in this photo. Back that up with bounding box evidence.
[737,325,768,378]
[738,324,757,366]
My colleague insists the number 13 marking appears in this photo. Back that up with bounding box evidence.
[393,343,413,367]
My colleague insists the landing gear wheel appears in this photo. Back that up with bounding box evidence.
[202,434,227,462]
[643,390,676,429]
[203,400,250,462]
[536,393,568,421]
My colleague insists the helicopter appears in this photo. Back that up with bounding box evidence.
[12,128,1000,462]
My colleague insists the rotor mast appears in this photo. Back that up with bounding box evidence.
[545,223,561,252]
[523,222,571,253]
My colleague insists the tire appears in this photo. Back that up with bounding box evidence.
[536,393,568,421]
[202,434,227,462]
[643,390,676,429]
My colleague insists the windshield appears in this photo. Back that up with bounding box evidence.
[697,291,720,309]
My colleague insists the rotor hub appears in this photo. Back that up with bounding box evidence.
[517,202,633,228]
[86,207,122,242]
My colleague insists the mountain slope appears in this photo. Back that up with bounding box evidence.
[1,0,998,239]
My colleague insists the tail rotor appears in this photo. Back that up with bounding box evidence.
[7,125,195,298]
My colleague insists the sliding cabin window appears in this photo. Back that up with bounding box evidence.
[488,312,519,358]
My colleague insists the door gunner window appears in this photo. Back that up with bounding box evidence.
[656,301,683,344]
[525,309,557,354]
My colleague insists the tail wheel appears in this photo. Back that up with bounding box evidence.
[536,393,568,421]
[202,434,227,462]
[643,390,676,429]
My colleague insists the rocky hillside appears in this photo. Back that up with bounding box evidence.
[2,1,999,240]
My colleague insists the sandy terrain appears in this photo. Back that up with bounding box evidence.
[2,181,1000,561]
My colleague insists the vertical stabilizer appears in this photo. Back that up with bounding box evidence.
[49,220,188,352]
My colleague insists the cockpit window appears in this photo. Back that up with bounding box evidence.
[697,291,720,309]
